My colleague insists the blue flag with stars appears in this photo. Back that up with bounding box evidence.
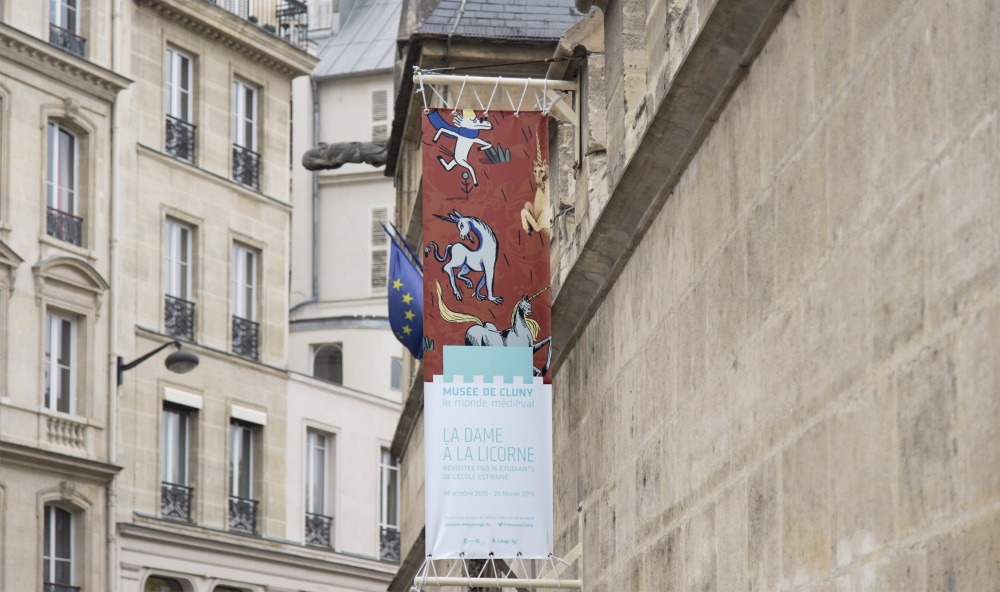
[388,231,424,359]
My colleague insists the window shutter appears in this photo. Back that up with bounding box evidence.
[371,89,389,143]
[370,207,388,291]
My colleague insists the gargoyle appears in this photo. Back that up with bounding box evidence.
[301,141,387,170]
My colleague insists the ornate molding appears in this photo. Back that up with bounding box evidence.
[0,23,131,103]
[136,0,317,77]
[0,238,24,293]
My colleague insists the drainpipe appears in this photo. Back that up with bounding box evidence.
[311,76,319,301]
[107,0,122,590]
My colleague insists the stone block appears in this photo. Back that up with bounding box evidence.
[831,378,898,567]
[945,0,1000,140]
[646,526,684,589]
[927,509,1000,591]
[781,421,833,586]
[954,302,1000,510]
[746,190,776,334]
[897,344,957,535]
[847,549,926,591]
[705,227,747,369]
[635,434,664,541]
[748,457,781,592]
[685,501,717,591]
[716,480,748,591]
[676,278,707,395]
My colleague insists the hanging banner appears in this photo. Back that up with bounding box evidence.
[421,109,553,559]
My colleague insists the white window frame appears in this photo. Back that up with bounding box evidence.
[229,421,254,500]
[164,219,193,301]
[370,87,390,143]
[49,0,79,33]
[370,206,389,293]
[44,311,76,414]
[379,448,399,531]
[305,430,328,516]
[162,405,190,486]
[165,47,193,123]
[43,505,74,586]
[46,122,78,215]
[231,243,257,322]
[390,357,402,391]
[232,79,257,151]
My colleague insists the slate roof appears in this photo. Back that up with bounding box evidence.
[419,0,583,41]
[313,0,402,79]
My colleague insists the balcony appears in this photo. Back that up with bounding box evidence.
[47,207,84,247]
[49,23,86,57]
[44,584,81,592]
[305,512,333,548]
[161,482,193,522]
[165,295,195,341]
[232,144,260,190]
[379,525,400,563]
[165,116,196,162]
[231,316,259,360]
[228,496,258,534]
[205,0,310,50]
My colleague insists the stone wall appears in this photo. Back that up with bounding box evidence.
[553,0,1000,588]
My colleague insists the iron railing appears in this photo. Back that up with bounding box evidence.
[379,525,401,562]
[228,496,258,534]
[232,144,260,189]
[165,116,196,162]
[231,316,259,359]
[305,512,333,548]
[44,584,81,592]
[49,23,86,57]
[165,295,195,341]
[277,0,308,49]
[161,482,193,522]
[47,207,83,247]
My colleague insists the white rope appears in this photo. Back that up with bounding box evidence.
[427,83,451,110]
[515,553,534,591]
[415,68,430,114]
[473,87,485,111]
[483,76,501,115]
[515,78,531,116]
[461,553,474,588]
[541,92,562,116]
[451,76,468,114]
[547,554,563,589]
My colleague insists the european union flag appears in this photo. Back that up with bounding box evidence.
[387,229,424,359]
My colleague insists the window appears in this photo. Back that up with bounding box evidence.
[231,79,259,189]
[164,219,194,340]
[161,405,192,521]
[313,344,342,385]
[371,88,389,143]
[145,577,185,592]
[43,505,73,588]
[165,48,196,162]
[370,207,389,292]
[46,122,83,247]
[231,243,259,359]
[305,430,333,547]
[44,311,76,414]
[391,357,402,391]
[49,0,85,56]
[379,449,400,562]
[228,420,257,533]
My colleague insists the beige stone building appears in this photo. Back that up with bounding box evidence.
[388,0,1000,589]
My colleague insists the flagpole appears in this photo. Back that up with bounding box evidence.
[383,223,424,272]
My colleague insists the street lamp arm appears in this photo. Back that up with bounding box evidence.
[117,340,198,385]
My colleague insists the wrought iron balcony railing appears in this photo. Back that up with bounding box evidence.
[49,23,86,57]
[277,0,308,49]
[231,315,259,359]
[47,207,84,247]
[228,496,258,534]
[232,144,260,189]
[161,482,194,522]
[44,584,81,592]
[379,525,401,563]
[165,295,195,341]
[305,512,333,548]
[165,116,196,162]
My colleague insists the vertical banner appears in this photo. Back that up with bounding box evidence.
[421,109,553,559]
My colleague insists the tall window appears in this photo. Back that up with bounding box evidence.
[370,207,389,292]
[232,79,259,189]
[379,449,400,562]
[164,219,194,340]
[313,344,343,385]
[165,48,195,161]
[228,420,258,533]
[391,357,402,391]
[161,405,192,521]
[305,430,333,547]
[49,0,85,56]
[46,123,83,246]
[43,505,73,588]
[231,243,259,359]
[371,88,389,143]
[44,312,76,414]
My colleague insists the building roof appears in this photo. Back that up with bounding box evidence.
[419,0,583,41]
[314,0,402,79]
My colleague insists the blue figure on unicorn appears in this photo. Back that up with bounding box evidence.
[427,109,493,187]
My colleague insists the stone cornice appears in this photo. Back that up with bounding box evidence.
[0,440,122,482]
[0,23,132,103]
[136,0,318,78]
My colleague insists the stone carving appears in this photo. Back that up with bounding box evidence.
[301,141,387,170]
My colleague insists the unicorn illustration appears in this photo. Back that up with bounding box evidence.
[520,132,550,236]
[427,109,493,186]
[424,210,503,305]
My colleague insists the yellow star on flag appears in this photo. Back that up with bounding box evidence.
[402,293,413,304]
[405,310,415,321]
[402,325,412,335]
[392,278,403,290]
